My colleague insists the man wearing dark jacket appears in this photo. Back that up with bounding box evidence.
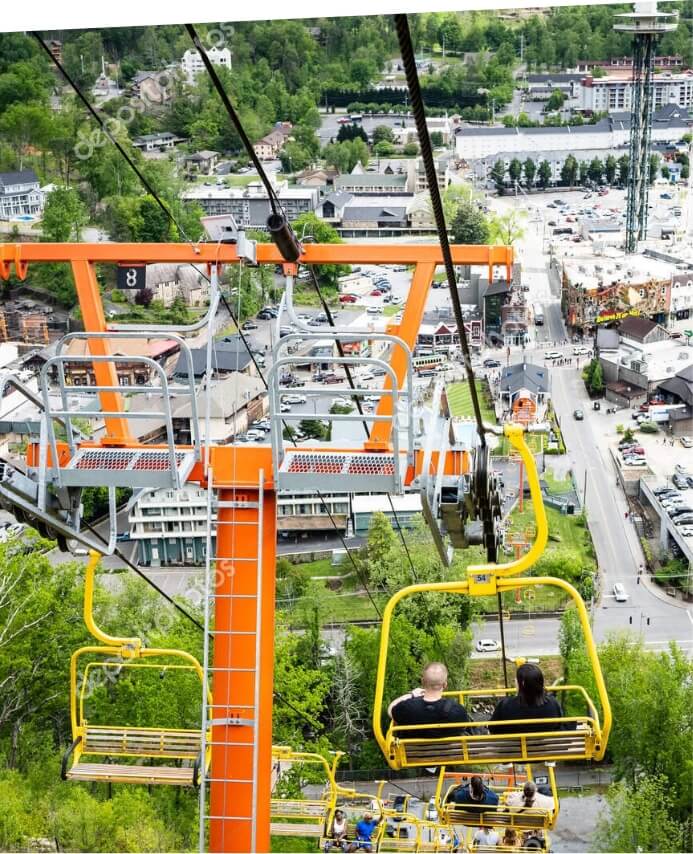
[388,662,470,739]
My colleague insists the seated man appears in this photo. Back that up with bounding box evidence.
[324,810,348,853]
[505,781,555,812]
[346,811,382,853]
[388,662,471,739]
[447,775,500,811]
[472,826,499,848]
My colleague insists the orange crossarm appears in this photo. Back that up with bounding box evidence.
[0,242,513,272]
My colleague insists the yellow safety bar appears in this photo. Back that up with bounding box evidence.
[373,425,611,769]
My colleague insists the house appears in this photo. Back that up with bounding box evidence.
[184,150,219,176]
[182,183,318,224]
[294,166,339,188]
[132,132,185,153]
[317,191,354,224]
[60,337,180,387]
[181,47,231,85]
[144,264,209,308]
[253,130,286,161]
[129,70,174,105]
[500,363,550,424]
[334,173,410,195]
[618,316,670,345]
[0,170,44,220]
[173,338,256,378]
[658,364,693,437]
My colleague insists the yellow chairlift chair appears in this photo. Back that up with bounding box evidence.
[62,552,211,786]
[373,424,612,771]
[270,746,343,838]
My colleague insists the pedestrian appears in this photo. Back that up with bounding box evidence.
[624,511,629,521]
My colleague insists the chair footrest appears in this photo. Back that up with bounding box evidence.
[66,762,195,786]
[59,448,196,488]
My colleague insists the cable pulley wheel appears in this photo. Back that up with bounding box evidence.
[471,445,503,563]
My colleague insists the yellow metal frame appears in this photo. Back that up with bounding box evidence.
[270,746,344,836]
[65,552,212,777]
[436,764,559,832]
[373,425,611,770]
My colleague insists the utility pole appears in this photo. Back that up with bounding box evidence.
[520,34,524,64]
[583,469,588,508]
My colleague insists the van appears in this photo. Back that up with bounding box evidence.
[612,583,628,602]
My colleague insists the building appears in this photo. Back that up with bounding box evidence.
[657,364,693,436]
[576,55,683,71]
[0,170,44,220]
[561,251,674,333]
[181,47,231,85]
[351,493,422,535]
[469,146,627,187]
[184,150,219,176]
[294,166,339,188]
[500,362,551,424]
[144,264,209,308]
[580,69,693,114]
[129,70,174,105]
[669,272,693,325]
[253,130,286,161]
[334,172,411,195]
[182,183,319,224]
[600,326,693,399]
[133,132,185,153]
[61,337,180,386]
[277,492,350,537]
[525,72,585,101]
[173,339,256,378]
[456,107,690,164]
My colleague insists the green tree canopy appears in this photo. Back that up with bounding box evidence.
[451,200,490,245]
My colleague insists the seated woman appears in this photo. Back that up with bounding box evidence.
[505,781,555,812]
[502,828,521,849]
[489,663,566,734]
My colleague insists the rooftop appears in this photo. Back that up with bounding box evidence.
[601,339,693,383]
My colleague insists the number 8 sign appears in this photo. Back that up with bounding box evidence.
[116,264,146,290]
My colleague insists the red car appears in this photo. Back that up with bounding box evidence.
[621,446,645,456]
[339,294,357,303]
[370,289,384,297]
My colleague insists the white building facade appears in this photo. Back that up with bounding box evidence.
[181,47,231,85]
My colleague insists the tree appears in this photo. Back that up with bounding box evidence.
[523,158,536,188]
[337,123,368,144]
[682,164,690,181]
[134,287,154,307]
[546,89,565,112]
[618,154,630,186]
[589,360,604,394]
[661,164,670,180]
[593,775,690,853]
[137,196,171,242]
[489,209,526,246]
[604,155,617,185]
[430,131,444,147]
[451,201,490,245]
[41,188,89,243]
[402,142,419,156]
[372,125,395,145]
[374,140,395,158]
[363,512,398,588]
[279,141,311,173]
[508,158,522,186]
[587,157,603,186]
[560,154,579,187]
[490,159,506,191]
[648,153,659,186]
[578,161,589,185]
[0,103,52,168]
[538,160,552,189]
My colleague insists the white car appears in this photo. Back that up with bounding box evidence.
[573,345,591,356]
[332,397,351,407]
[678,526,693,537]
[545,351,562,360]
[366,305,383,315]
[245,430,265,441]
[680,437,693,448]
[623,457,647,467]
[283,394,306,404]
[613,583,628,602]
[675,464,690,476]
[476,639,501,653]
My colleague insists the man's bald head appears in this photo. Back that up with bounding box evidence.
[421,662,448,691]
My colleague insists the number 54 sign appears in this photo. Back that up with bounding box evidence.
[116,264,146,290]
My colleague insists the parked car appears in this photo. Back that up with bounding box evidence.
[283,394,306,404]
[475,639,501,653]
[573,345,591,356]
[673,474,690,489]
[573,409,584,421]
[653,485,677,495]
[620,446,645,456]
[675,464,690,476]
[366,306,383,314]
[623,457,647,467]
[370,289,384,297]
[339,294,358,303]
[241,320,258,330]
[678,526,693,537]
[483,359,501,368]
[545,351,562,360]
[613,583,628,602]
[667,506,693,518]
[279,403,292,413]
[245,429,265,441]
[674,514,693,526]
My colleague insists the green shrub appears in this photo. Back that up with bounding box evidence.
[615,423,624,434]
[639,421,659,433]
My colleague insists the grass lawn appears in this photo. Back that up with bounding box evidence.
[492,432,544,457]
[543,470,573,495]
[470,655,562,688]
[383,305,401,316]
[447,381,496,424]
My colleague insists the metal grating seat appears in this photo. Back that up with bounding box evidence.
[59,447,196,488]
[278,450,402,493]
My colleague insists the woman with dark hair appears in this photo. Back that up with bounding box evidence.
[489,663,564,734]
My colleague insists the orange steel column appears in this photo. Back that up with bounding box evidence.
[71,259,130,440]
[368,261,436,447]
[210,487,276,853]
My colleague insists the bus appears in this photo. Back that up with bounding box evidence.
[413,353,447,373]
[533,303,544,326]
